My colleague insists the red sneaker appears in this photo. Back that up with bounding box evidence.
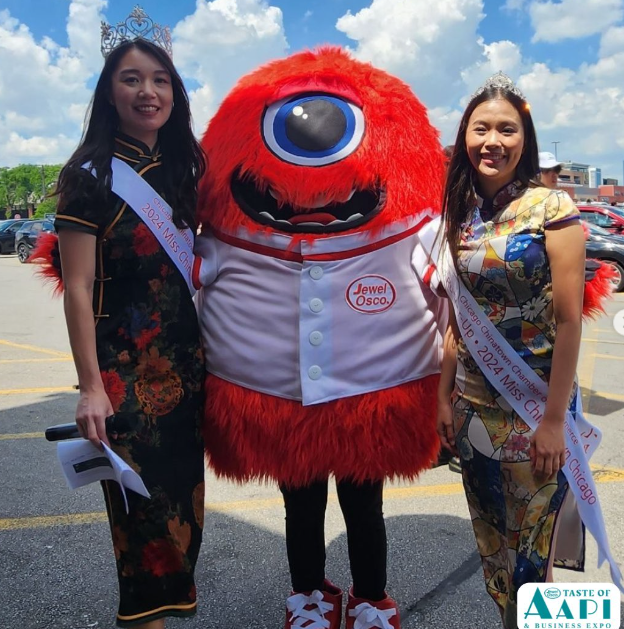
[284,579,343,629]
[345,588,400,629]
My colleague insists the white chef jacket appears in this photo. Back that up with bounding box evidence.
[193,211,448,406]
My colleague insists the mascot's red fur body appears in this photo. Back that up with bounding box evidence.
[196,48,446,487]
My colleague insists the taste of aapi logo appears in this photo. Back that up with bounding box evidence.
[345,275,396,314]
[517,583,620,629]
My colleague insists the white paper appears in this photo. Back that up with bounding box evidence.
[57,439,150,513]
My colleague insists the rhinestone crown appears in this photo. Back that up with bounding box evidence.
[470,71,525,102]
[100,5,172,58]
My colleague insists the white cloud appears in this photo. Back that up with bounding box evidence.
[0,132,76,161]
[3,112,47,133]
[336,0,485,107]
[428,107,463,146]
[189,85,217,138]
[599,25,624,56]
[66,0,107,75]
[173,0,288,133]
[530,0,624,43]
[0,3,98,166]
[460,39,524,103]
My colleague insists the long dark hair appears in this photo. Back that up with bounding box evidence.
[442,87,539,262]
[56,39,205,230]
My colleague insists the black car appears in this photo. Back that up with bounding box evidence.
[584,221,624,292]
[14,219,55,263]
[0,219,29,254]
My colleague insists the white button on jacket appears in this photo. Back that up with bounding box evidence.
[310,266,324,280]
[309,298,324,313]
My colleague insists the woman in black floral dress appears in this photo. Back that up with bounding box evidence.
[54,39,206,629]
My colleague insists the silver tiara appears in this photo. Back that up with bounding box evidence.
[470,71,525,101]
[100,6,172,58]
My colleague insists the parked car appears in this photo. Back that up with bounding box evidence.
[14,219,55,263]
[578,204,624,235]
[583,221,624,292]
[0,219,29,254]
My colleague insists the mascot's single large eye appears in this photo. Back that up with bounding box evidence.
[263,94,365,166]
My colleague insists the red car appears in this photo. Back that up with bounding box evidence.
[577,204,624,235]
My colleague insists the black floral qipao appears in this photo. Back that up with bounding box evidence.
[55,134,205,627]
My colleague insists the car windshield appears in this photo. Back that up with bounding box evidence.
[0,220,24,232]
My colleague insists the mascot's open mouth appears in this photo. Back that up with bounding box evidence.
[231,171,385,233]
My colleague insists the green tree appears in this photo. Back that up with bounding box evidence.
[33,197,58,219]
[0,164,62,217]
[0,167,18,215]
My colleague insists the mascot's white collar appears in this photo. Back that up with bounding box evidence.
[204,210,436,261]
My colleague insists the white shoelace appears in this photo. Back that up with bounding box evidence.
[286,589,334,629]
[348,601,397,629]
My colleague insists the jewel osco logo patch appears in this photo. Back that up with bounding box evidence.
[517,583,620,628]
[345,275,396,314]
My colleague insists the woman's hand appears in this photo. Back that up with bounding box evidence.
[437,396,457,453]
[75,388,113,449]
[529,418,566,478]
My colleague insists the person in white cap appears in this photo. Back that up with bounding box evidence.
[539,151,563,189]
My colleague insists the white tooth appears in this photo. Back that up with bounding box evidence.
[345,189,356,201]
[328,219,345,225]
[346,213,364,222]
[276,219,292,224]
[297,222,325,227]
[259,211,276,220]
[268,188,280,200]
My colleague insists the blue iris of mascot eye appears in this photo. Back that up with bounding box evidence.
[263,93,365,166]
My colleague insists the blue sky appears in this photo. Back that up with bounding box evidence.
[1,0,623,179]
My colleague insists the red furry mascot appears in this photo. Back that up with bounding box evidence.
[193,47,447,629]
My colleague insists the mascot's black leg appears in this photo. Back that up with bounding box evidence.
[280,479,329,592]
[336,479,387,600]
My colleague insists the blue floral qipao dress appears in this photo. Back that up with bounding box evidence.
[453,182,583,629]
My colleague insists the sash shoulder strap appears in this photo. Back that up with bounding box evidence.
[83,158,196,295]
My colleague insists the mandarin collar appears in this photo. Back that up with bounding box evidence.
[475,179,525,215]
[114,132,161,162]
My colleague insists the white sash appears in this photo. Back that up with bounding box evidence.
[83,157,196,295]
[422,217,623,592]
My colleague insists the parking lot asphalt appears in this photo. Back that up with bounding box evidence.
[1,252,623,629]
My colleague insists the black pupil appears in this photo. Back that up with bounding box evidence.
[285,99,347,152]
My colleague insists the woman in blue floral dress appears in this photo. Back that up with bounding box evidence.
[54,39,206,628]
[436,74,586,629]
